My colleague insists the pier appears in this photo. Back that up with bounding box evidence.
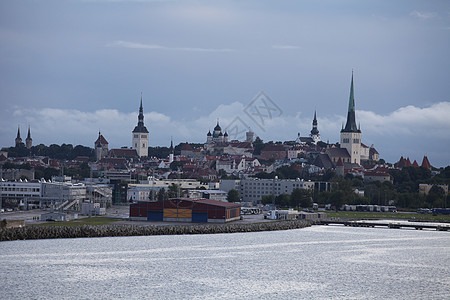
[319,220,450,231]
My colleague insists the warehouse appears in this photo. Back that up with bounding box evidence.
[129,198,241,223]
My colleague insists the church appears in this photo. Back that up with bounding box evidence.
[132,95,149,157]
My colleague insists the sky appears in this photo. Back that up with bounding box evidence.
[0,0,449,167]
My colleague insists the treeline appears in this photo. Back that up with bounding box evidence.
[2,144,95,160]
[252,166,450,210]
[316,167,450,210]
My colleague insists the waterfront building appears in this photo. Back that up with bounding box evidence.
[129,197,241,223]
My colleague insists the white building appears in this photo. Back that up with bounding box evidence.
[220,178,314,204]
[0,180,42,209]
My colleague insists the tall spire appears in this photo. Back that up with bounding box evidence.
[27,126,31,139]
[133,93,149,133]
[25,125,32,149]
[310,110,319,135]
[342,71,360,133]
[15,125,23,147]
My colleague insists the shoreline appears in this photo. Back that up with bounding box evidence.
[0,219,315,242]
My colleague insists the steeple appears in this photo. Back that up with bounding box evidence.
[132,93,149,157]
[25,126,32,149]
[341,72,360,133]
[133,93,149,134]
[169,137,174,163]
[310,110,319,135]
[15,126,22,146]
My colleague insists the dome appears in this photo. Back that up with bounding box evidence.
[224,131,228,137]
[214,123,221,131]
[207,130,212,136]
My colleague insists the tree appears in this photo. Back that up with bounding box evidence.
[427,185,446,208]
[227,189,240,202]
[157,188,167,201]
[275,194,290,208]
[167,183,180,198]
[291,188,312,209]
[261,194,275,205]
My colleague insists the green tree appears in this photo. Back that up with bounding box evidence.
[426,185,446,208]
[261,194,275,205]
[167,184,180,198]
[275,193,290,208]
[291,188,312,209]
[157,188,167,201]
[227,189,240,202]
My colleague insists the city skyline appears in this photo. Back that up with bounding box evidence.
[1,0,449,166]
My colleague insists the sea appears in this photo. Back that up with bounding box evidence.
[1,225,449,300]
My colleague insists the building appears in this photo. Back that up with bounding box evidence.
[132,95,149,157]
[310,111,320,144]
[295,111,320,145]
[260,144,286,160]
[220,178,315,204]
[130,198,241,223]
[340,72,362,165]
[187,190,228,202]
[363,171,393,184]
[419,184,448,195]
[95,131,109,161]
[15,126,23,147]
[25,126,32,149]
[0,180,42,209]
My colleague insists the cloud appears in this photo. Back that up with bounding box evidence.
[2,102,450,166]
[358,102,450,137]
[107,40,234,52]
[271,45,302,50]
[410,11,437,20]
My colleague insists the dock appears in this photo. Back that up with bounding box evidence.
[319,220,450,231]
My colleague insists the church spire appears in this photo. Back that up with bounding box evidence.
[15,125,22,147]
[16,126,21,140]
[26,125,32,149]
[342,71,360,133]
[133,93,148,134]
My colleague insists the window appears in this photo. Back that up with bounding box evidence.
[353,139,359,143]
[141,135,147,138]
[343,138,349,143]
[134,134,138,138]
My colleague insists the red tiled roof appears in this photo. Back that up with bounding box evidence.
[261,144,285,152]
[95,135,108,145]
[421,156,432,169]
[181,142,193,151]
[109,148,138,158]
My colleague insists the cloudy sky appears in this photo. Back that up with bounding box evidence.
[1,0,449,167]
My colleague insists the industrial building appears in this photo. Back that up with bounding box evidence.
[130,198,241,223]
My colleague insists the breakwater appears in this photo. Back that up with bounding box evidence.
[0,220,314,242]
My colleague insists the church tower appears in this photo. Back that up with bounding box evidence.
[340,72,361,165]
[15,126,22,147]
[169,138,174,163]
[95,131,109,161]
[132,95,149,157]
[25,126,33,149]
[310,111,320,144]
